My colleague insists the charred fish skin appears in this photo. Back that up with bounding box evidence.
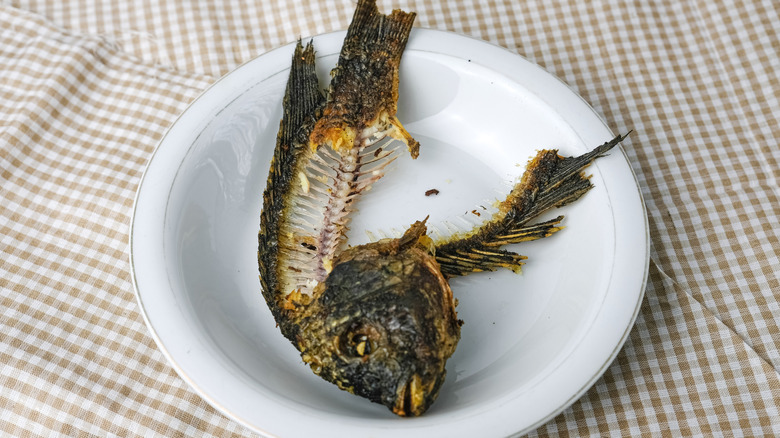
[257,41,323,342]
[435,133,630,278]
[310,0,419,158]
[296,220,461,417]
[273,0,419,293]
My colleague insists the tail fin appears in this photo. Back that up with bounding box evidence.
[342,0,416,61]
[435,133,630,278]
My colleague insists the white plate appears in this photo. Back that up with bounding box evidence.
[130,29,648,437]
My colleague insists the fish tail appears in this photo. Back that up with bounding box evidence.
[258,40,323,338]
[344,0,416,59]
[435,133,630,278]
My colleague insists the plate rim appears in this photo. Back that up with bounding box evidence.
[129,27,649,437]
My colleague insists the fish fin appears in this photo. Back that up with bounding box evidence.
[388,116,420,159]
[342,0,416,58]
[397,217,429,250]
[436,247,527,278]
[258,40,324,338]
[435,133,629,277]
[506,132,631,222]
[435,217,563,278]
[479,216,565,247]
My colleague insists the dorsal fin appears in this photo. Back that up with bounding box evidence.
[258,41,324,340]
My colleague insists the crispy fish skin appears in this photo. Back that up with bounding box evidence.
[257,41,323,342]
[294,0,419,285]
[309,0,419,158]
[296,220,461,417]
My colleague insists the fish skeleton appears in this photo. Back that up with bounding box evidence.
[257,0,628,416]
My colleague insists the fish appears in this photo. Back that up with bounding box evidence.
[257,0,629,417]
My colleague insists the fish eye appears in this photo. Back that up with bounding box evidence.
[352,334,372,356]
[339,324,379,358]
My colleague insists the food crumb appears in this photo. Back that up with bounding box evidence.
[425,188,439,196]
[471,209,481,216]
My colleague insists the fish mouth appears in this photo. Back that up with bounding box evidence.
[392,373,438,417]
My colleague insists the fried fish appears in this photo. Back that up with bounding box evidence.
[257,0,628,416]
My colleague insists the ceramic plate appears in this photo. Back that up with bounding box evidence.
[130,29,648,437]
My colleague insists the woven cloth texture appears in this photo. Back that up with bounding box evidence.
[1,0,778,436]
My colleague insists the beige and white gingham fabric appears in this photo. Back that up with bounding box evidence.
[1,0,778,436]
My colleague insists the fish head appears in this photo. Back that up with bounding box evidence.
[297,221,461,416]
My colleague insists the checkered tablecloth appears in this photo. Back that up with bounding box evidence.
[1,0,778,436]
